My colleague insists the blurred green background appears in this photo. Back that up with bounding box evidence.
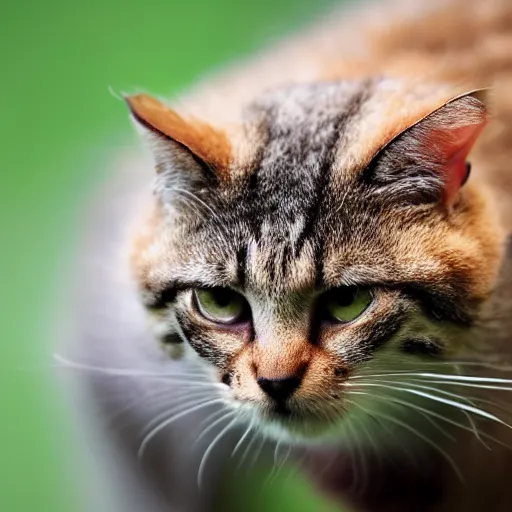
[0,0,353,510]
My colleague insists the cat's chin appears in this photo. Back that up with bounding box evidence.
[258,405,346,444]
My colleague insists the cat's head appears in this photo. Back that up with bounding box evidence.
[127,79,504,441]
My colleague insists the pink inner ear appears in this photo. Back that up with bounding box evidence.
[428,121,487,204]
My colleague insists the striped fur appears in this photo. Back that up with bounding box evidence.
[78,1,512,511]
[126,73,504,441]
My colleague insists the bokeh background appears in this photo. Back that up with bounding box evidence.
[0,0,357,510]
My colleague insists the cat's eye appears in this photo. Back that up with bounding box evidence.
[323,287,373,323]
[193,288,248,324]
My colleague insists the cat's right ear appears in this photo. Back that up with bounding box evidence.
[363,90,489,207]
[125,94,231,190]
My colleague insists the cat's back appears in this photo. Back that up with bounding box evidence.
[180,0,512,118]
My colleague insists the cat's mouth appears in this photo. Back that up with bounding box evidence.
[267,402,295,420]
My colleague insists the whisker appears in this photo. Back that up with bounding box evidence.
[461,410,491,450]
[353,408,385,476]
[345,422,360,495]
[264,440,280,488]
[349,390,508,451]
[470,395,512,418]
[423,361,512,371]
[267,439,292,487]
[346,396,419,469]
[237,427,259,470]
[378,392,456,441]
[361,378,483,409]
[267,442,293,488]
[171,188,232,252]
[172,188,220,223]
[415,380,512,392]
[197,414,238,489]
[354,420,369,495]
[278,443,292,473]
[231,420,254,458]
[355,361,512,375]
[350,382,512,429]
[249,433,267,472]
[352,400,464,482]
[352,371,512,385]
[273,440,282,469]
[109,387,208,424]
[53,353,210,381]
[195,409,236,447]
[313,444,341,481]
[141,392,219,435]
[138,398,224,460]
[364,378,495,449]
[357,373,512,404]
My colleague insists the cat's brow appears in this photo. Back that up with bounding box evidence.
[145,276,242,309]
[325,266,473,325]
[144,280,198,309]
[323,266,392,288]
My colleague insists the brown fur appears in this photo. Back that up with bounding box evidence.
[320,0,512,226]
[125,1,512,511]
[164,0,512,225]
[126,94,232,173]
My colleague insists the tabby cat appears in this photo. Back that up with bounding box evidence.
[66,0,512,510]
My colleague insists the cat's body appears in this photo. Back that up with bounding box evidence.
[67,1,512,511]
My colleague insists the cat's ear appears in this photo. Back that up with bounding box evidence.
[125,94,231,188]
[364,90,489,206]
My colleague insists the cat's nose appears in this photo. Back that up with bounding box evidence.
[257,376,302,402]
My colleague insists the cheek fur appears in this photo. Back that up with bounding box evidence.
[320,290,409,363]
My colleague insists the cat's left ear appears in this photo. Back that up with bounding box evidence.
[125,93,231,179]
[364,90,489,206]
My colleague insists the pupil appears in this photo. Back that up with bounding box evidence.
[336,289,355,307]
[213,289,233,308]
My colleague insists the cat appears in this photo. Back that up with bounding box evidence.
[64,0,512,510]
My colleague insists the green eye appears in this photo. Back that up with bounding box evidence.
[324,288,373,323]
[194,288,248,324]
